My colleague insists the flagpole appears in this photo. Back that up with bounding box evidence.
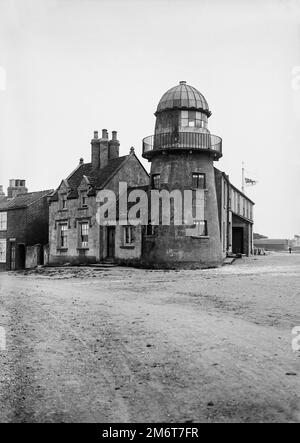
[242,162,245,194]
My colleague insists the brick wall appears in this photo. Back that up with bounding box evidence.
[0,213,7,271]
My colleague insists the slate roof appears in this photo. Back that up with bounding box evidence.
[0,198,9,210]
[49,155,130,202]
[0,190,53,210]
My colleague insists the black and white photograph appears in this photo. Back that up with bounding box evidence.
[0,0,300,428]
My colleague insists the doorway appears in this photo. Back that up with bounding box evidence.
[107,227,115,259]
[10,242,16,270]
[18,244,26,269]
[232,227,244,255]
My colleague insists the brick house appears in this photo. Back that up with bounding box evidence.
[0,182,53,271]
[48,130,149,265]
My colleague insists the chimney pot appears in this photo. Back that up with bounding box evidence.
[7,179,28,198]
[93,131,99,139]
[112,131,117,141]
[79,158,84,165]
[102,129,108,139]
[130,146,135,155]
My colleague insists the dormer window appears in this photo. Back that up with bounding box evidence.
[81,191,88,208]
[60,193,67,210]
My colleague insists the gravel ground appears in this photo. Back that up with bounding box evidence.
[0,253,299,423]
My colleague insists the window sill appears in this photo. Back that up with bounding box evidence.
[120,245,135,249]
[191,188,208,192]
[58,209,68,213]
[191,236,210,239]
[78,206,88,211]
[77,247,89,251]
[57,248,68,252]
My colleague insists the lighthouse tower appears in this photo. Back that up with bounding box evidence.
[142,81,223,268]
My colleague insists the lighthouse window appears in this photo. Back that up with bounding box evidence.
[193,221,208,237]
[180,111,207,129]
[192,173,206,189]
[188,110,196,127]
[124,226,135,245]
[152,174,160,189]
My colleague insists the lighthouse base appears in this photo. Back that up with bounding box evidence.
[141,227,223,270]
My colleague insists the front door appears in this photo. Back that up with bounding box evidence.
[10,242,16,270]
[107,227,115,259]
[232,227,244,254]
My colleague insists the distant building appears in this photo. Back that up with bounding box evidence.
[290,235,300,250]
[0,181,53,270]
[254,238,290,251]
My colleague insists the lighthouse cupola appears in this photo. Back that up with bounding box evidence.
[143,81,222,160]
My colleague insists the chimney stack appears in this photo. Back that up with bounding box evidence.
[108,130,120,160]
[7,179,28,198]
[99,129,109,169]
[91,130,101,169]
[91,129,115,169]
[0,185,5,199]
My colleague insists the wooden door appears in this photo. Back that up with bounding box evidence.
[107,227,115,259]
[10,242,16,270]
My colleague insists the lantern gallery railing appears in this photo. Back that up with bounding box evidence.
[142,132,222,160]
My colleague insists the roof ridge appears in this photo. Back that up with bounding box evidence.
[15,189,53,196]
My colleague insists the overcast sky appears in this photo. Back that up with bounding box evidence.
[0,0,299,238]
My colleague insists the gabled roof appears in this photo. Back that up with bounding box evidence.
[214,167,255,205]
[0,190,53,210]
[49,155,131,202]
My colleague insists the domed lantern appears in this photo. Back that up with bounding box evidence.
[143,81,222,160]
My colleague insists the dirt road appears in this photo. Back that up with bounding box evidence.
[0,253,299,423]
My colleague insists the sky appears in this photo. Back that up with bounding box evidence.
[0,0,299,238]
